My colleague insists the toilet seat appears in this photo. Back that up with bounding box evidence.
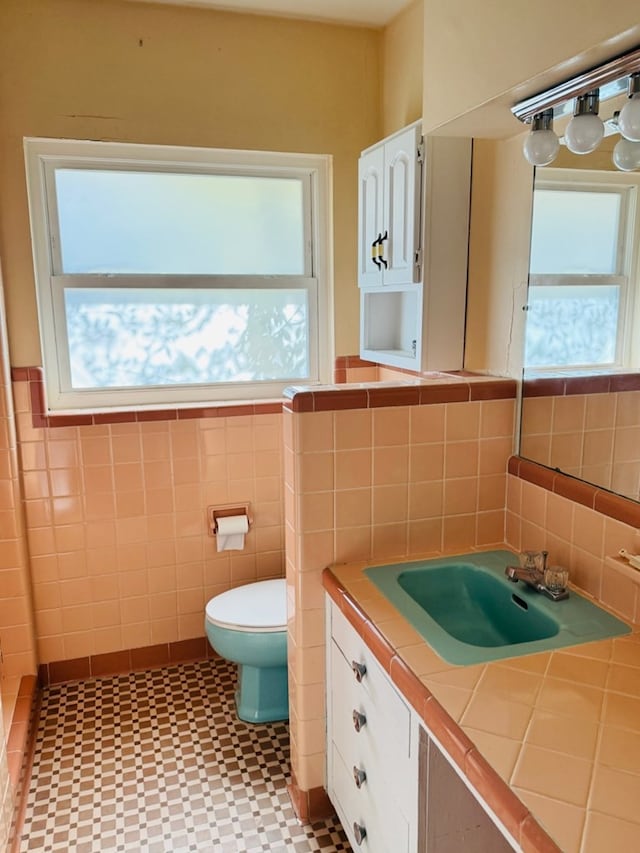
[205,578,287,634]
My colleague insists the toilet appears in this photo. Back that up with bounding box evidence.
[204,578,289,723]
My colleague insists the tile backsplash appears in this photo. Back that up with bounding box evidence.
[506,471,640,624]
[521,389,640,501]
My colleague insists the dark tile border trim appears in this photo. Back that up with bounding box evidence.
[13,363,517,426]
[284,375,517,413]
[37,637,213,687]
[510,456,640,527]
[522,371,640,397]
[322,568,561,853]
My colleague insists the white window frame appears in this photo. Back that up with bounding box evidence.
[527,169,640,371]
[24,137,333,412]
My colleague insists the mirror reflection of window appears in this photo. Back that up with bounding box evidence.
[524,172,639,370]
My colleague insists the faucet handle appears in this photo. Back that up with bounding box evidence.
[519,550,541,570]
[544,564,569,593]
[519,550,547,573]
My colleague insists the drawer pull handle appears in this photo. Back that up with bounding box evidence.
[353,766,367,789]
[352,710,367,732]
[353,822,367,845]
[351,661,367,682]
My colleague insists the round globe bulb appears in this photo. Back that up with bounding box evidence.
[565,112,604,154]
[618,93,640,142]
[523,129,560,166]
[612,137,640,171]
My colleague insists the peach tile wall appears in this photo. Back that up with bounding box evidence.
[12,382,285,664]
[521,392,640,500]
[0,295,37,850]
[0,373,36,684]
[284,398,516,792]
[506,473,640,624]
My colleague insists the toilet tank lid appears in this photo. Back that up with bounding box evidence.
[205,578,287,631]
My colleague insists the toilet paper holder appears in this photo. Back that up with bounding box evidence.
[207,503,253,537]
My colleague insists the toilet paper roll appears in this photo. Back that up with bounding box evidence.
[216,514,249,552]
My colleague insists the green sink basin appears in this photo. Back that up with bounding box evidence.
[365,550,630,665]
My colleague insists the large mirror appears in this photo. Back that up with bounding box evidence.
[520,105,640,503]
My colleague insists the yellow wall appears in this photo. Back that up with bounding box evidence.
[0,0,382,367]
[423,0,640,136]
[465,135,534,376]
[381,0,423,137]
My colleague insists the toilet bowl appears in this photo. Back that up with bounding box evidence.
[205,578,288,723]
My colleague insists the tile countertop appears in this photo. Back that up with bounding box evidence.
[323,555,640,853]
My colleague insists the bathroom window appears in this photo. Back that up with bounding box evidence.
[525,172,639,370]
[24,138,332,411]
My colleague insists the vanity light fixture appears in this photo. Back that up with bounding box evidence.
[618,72,640,142]
[512,45,640,171]
[610,110,640,171]
[612,136,640,171]
[522,109,560,166]
[564,90,604,154]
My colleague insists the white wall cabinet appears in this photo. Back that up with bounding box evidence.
[358,126,472,373]
[358,122,423,288]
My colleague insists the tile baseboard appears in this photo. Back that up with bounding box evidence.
[288,767,335,823]
[8,675,40,853]
[38,637,216,687]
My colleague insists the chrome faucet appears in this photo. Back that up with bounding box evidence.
[505,550,570,601]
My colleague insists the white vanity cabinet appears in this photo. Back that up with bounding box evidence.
[326,599,419,853]
[325,595,519,853]
[358,126,471,373]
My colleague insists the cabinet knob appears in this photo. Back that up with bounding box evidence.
[353,822,367,845]
[353,766,367,789]
[351,661,367,682]
[352,710,367,732]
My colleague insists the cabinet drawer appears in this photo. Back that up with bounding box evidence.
[331,740,410,853]
[330,640,412,807]
[330,605,409,723]
[332,605,408,726]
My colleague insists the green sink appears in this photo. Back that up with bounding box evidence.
[365,550,631,665]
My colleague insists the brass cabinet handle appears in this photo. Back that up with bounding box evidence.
[371,233,382,269]
[379,229,388,269]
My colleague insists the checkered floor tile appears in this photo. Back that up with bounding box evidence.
[18,659,351,852]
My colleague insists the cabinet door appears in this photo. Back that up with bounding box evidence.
[419,727,515,853]
[358,144,385,287]
[383,125,421,286]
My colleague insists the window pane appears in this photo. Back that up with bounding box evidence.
[529,189,621,275]
[64,288,309,388]
[54,170,305,275]
[524,284,619,368]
